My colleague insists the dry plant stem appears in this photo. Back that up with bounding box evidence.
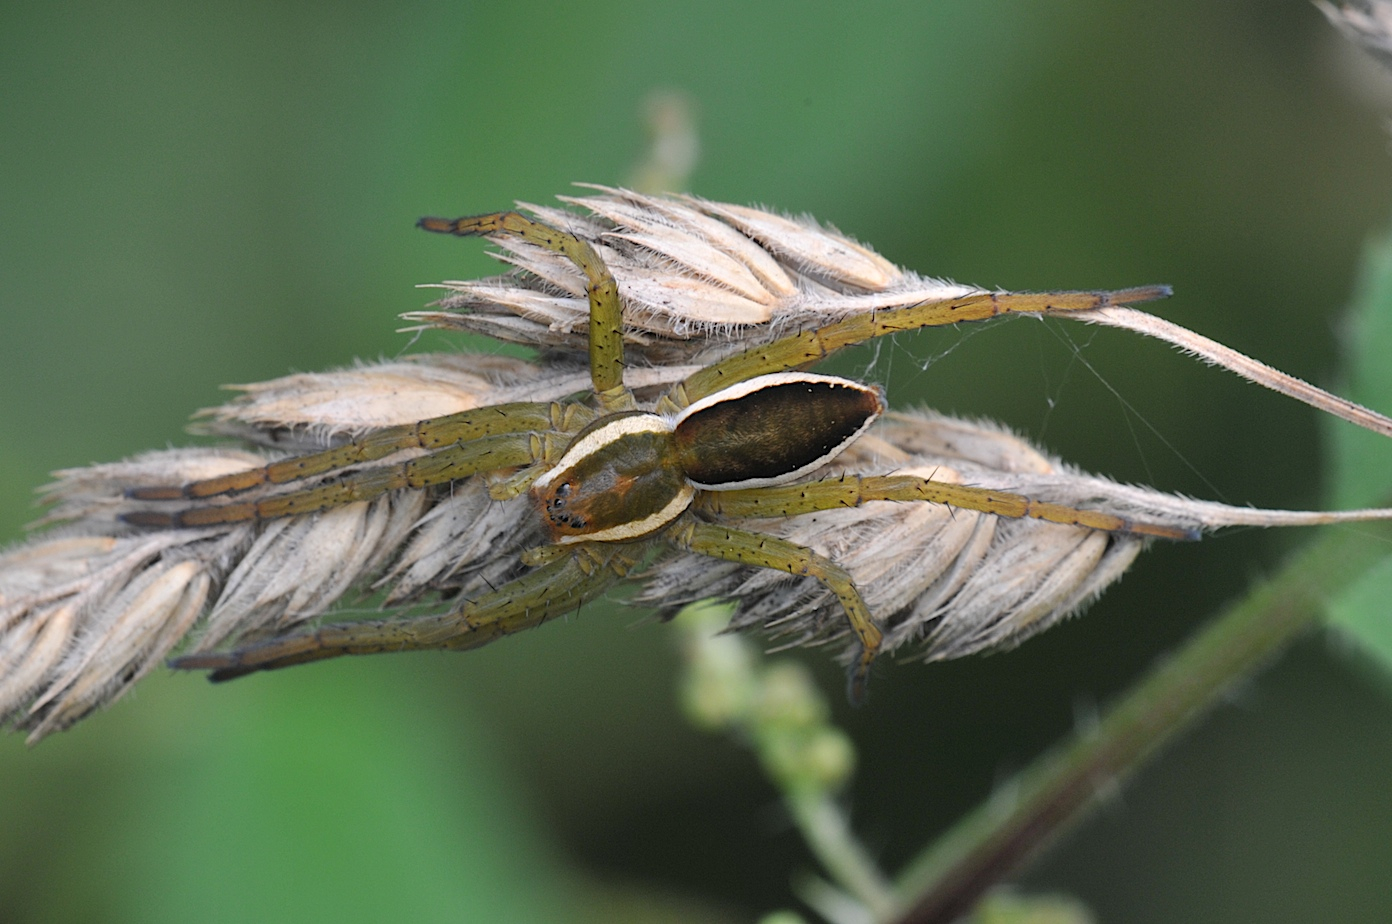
[1079,307,1392,438]
[889,520,1392,924]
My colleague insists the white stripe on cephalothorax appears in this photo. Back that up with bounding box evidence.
[554,481,696,544]
[531,413,674,494]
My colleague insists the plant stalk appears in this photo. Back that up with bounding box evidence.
[890,522,1392,924]
[786,789,899,921]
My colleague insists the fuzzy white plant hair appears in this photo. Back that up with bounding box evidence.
[1318,0,1392,73]
[4,188,1392,743]
[410,185,978,364]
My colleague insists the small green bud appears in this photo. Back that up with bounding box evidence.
[759,726,855,793]
[796,727,856,791]
[674,601,756,729]
[756,912,809,924]
[971,888,1095,924]
[680,649,756,729]
[753,661,827,730]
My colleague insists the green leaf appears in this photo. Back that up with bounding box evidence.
[1327,555,1392,690]
[1327,232,1392,509]
[1325,230,1392,676]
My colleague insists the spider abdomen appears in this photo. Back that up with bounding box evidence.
[672,373,884,490]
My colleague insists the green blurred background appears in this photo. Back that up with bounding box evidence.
[4,2,1392,921]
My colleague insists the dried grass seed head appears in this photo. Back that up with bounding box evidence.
[410,186,975,364]
[4,188,1392,739]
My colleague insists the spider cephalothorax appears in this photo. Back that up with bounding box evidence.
[119,210,1190,700]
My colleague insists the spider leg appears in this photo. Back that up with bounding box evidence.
[124,431,547,528]
[670,520,883,704]
[128,401,565,501]
[418,211,631,408]
[698,473,1200,541]
[675,286,1171,404]
[172,542,642,680]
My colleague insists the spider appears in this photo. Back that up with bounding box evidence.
[122,210,1193,701]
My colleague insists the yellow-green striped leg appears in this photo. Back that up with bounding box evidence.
[698,474,1200,541]
[672,286,1171,407]
[670,520,883,704]
[418,211,632,410]
[173,542,643,680]
[129,401,566,502]
[125,431,547,528]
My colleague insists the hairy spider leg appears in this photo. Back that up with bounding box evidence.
[641,286,1181,691]
[417,211,632,408]
[124,431,548,528]
[698,474,1201,542]
[127,211,626,520]
[670,520,882,703]
[173,542,643,679]
[128,401,567,501]
[670,286,1172,407]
